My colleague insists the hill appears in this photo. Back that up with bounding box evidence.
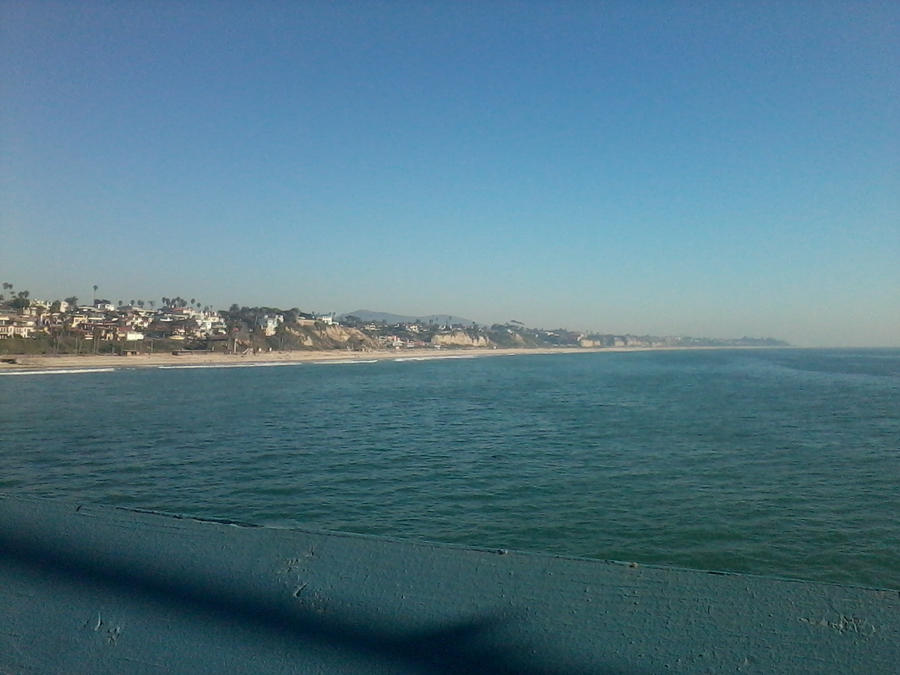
[338,309,477,326]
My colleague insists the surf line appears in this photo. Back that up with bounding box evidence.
[156,361,307,370]
[0,368,117,376]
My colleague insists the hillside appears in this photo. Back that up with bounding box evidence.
[338,310,477,326]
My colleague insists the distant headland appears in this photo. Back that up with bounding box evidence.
[0,282,788,356]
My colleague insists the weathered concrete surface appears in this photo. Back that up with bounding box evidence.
[1,496,897,673]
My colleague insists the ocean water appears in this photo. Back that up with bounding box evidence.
[2,348,898,589]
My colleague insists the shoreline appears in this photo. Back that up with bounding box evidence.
[0,344,784,373]
[0,347,612,372]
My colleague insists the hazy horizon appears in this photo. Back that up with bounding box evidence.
[2,2,898,348]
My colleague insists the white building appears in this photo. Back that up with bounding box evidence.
[0,315,36,338]
[257,314,284,336]
[314,313,335,325]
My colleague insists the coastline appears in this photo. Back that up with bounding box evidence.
[0,346,605,372]
[0,345,774,373]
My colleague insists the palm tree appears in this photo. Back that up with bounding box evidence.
[93,284,98,303]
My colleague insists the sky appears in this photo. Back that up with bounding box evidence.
[1,1,898,346]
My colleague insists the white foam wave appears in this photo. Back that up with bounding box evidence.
[0,368,117,376]
[157,361,305,370]
[394,354,477,362]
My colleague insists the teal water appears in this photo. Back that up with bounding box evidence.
[2,349,898,589]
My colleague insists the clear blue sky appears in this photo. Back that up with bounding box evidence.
[2,1,898,346]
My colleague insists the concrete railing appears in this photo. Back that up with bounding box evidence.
[1,495,897,673]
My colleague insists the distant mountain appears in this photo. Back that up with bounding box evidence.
[338,309,477,326]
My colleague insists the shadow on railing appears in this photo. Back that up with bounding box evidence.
[0,526,623,674]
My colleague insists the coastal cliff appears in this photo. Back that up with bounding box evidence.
[284,324,378,351]
[430,330,491,348]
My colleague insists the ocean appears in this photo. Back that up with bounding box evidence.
[1,348,897,589]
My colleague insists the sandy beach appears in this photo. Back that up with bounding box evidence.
[0,344,776,374]
[0,346,619,373]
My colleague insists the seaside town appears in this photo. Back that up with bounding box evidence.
[0,282,786,356]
